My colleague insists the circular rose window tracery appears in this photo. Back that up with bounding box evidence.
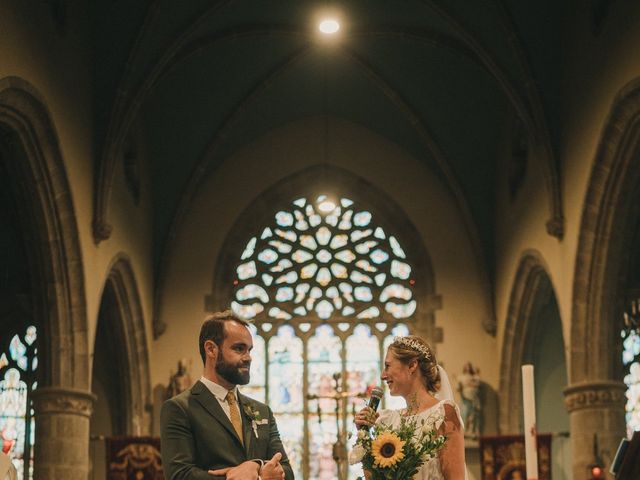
[232,195,416,322]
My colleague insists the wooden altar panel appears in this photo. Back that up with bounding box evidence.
[106,436,164,480]
[479,434,551,480]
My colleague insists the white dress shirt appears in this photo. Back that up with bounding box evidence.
[200,376,240,423]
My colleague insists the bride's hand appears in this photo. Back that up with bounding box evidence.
[354,407,379,429]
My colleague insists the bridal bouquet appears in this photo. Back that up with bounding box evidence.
[351,414,447,480]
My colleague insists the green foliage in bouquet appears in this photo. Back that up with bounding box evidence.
[353,414,447,480]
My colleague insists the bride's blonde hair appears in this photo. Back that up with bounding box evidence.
[389,335,441,394]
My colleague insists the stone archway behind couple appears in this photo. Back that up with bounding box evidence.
[209,166,441,480]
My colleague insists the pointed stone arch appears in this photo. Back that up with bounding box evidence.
[95,254,152,434]
[0,76,89,390]
[499,251,560,433]
[568,79,640,477]
[207,164,441,478]
[0,76,92,478]
[571,79,640,383]
[209,164,441,340]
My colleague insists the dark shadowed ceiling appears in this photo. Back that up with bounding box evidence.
[90,0,574,280]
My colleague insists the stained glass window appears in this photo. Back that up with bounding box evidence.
[307,325,342,480]
[235,194,417,479]
[232,195,415,322]
[242,325,265,403]
[0,325,38,480]
[244,322,408,480]
[622,301,640,438]
[269,325,304,477]
[345,325,381,480]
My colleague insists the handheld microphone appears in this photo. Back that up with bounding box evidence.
[359,386,384,430]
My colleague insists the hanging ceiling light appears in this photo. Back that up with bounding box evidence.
[318,19,340,34]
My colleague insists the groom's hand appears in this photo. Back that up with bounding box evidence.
[208,460,260,479]
[260,452,285,480]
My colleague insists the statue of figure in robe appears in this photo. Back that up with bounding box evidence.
[166,358,192,399]
[457,362,482,438]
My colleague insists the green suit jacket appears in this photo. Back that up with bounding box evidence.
[161,381,294,480]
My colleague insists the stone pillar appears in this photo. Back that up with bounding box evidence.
[564,381,626,480]
[31,387,96,480]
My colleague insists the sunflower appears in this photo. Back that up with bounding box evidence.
[371,431,406,468]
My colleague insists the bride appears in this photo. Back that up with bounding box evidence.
[350,335,467,480]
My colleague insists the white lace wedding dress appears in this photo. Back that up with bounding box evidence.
[375,399,461,480]
[349,367,468,480]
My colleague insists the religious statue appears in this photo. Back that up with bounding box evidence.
[457,362,482,438]
[166,358,192,399]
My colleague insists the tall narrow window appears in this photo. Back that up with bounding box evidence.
[0,325,38,480]
[623,298,640,438]
[233,195,416,479]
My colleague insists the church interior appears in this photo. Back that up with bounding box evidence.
[1,1,639,479]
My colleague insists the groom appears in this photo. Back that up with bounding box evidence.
[161,310,294,480]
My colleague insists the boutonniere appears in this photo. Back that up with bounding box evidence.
[243,405,263,438]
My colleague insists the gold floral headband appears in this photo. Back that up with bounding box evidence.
[392,336,432,361]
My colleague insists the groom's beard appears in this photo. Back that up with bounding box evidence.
[215,352,250,385]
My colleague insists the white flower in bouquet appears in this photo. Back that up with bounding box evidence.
[352,413,447,480]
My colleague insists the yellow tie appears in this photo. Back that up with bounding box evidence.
[225,391,244,444]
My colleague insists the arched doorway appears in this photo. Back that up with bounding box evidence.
[0,77,91,479]
[500,252,570,479]
[90,256,151,480]
[620,216,640,438]
[569,79,640,478]
[209,165,438,479]
[0,142,39,480]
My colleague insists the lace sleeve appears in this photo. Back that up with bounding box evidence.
[437,403,466,480]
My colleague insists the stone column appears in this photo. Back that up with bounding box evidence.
[564,381,626,480]
[31,387,96,480]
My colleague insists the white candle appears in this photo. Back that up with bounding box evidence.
[522,365,538,480]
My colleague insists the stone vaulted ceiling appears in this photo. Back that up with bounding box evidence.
[90,0,571,283]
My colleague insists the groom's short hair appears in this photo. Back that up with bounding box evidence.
[199,310,250,364]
